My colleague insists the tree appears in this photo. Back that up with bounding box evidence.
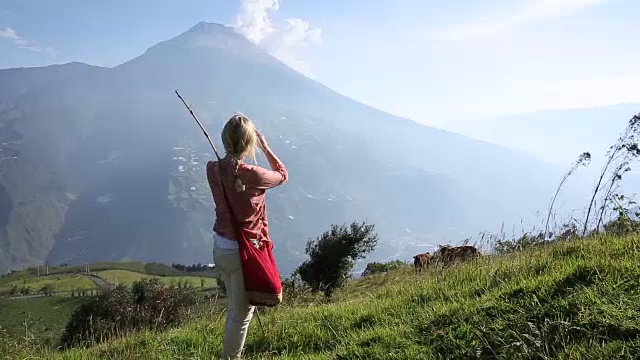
[583,114,640,235]
[361,260,406,277]
[40,284,54,296]
[296,221,379,298]
[544,152,591,239]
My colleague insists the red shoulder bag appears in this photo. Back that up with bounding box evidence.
[215,161,283,307]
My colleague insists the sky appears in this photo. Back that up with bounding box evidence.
[1,0,640,130]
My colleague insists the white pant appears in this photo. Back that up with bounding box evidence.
[213,244,255,359]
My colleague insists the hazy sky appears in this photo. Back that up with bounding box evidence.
[1,0,639,128]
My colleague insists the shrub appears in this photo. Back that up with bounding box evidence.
[171,263,211,273]
[552,221,580,241]
[361,260,407,277]
[144,262,183,276]
[604,214,640,236]
[40,284,54,296]
[297,221,379,298]
[493,231,546,255]
[59,278,201,349]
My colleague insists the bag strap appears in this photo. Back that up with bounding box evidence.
[214,159,264,249]
[214,160,244,241]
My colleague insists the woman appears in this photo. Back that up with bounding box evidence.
[206,114,288,359]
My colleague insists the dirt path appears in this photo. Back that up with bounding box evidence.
[3,294,46,301]
[86,274,113,290]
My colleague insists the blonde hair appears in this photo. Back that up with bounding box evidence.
[221,113,257,192]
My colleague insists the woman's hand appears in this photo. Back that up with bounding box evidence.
[256,130,269,151]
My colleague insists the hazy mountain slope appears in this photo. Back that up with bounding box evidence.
[446,104,640,165]
[0,22,568,275]
[0,63,110,272]
[444,104,640,212]
[116,21,564,225]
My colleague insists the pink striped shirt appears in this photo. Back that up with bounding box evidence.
[206,157,288,243]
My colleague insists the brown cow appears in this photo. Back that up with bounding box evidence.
[433,245,480,267]
[432,245,451,266]
[413,253,432,274]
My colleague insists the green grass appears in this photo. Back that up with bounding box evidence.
[51,261,148,275]
[0,261,215,291]
[93,270,152,285]
[0,270,39,287]
[95,270,217,288]
[4,234,640,359]
[0,274,96,295]
[0,262,147,287]
[159,275,217,288]
[0,297,86,343]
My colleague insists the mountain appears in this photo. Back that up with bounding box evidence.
[444,104,640,212]
[0,22,568,275]
[445,104,640,166]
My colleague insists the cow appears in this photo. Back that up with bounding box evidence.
[433,245,480,267]
[413,253,432,274]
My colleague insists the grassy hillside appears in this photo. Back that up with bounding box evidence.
[0,261,194,281]
[0,274,97,296]
[4,233,639,359]
[94,269,217,288]
[0,261,218,351]
[0,261,216,291]
[0,297,85,344]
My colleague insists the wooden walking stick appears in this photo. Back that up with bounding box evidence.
[174,89,267,336]
[175,90,221,160]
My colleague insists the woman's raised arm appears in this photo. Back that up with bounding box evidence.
[245,130,288,190]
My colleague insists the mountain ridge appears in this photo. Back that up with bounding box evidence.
[446,103,640,166]
[0,21,587,275]
[0,21,594,170]
[116,21,557,161]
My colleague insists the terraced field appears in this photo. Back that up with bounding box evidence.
[0,274,96,296]
[95,270,216,288]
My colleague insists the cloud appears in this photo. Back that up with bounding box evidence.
[266,18,322,77]
[232,0,279,44]
[436,0,603,41]
[0,26,57,55]
[0,27,18,39]
[232,0,322,77]
[18,45,54,54]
